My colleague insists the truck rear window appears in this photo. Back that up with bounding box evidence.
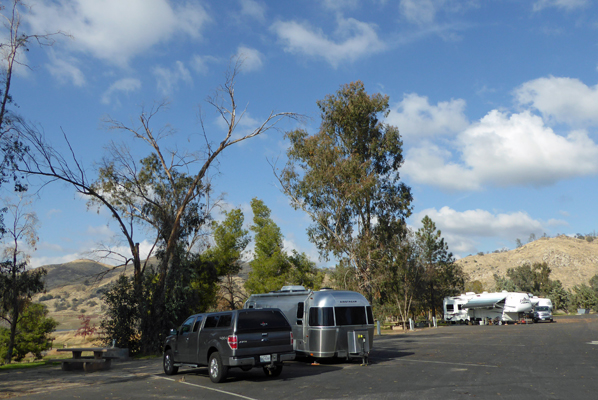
[236,310,290,333]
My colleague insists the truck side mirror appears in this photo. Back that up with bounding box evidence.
[169,328,178,336]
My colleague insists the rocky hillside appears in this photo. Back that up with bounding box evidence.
[457,235,598,291]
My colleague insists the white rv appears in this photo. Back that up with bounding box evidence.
[443,293,475,323]
[244,286,374,362]
[443,291,533,324]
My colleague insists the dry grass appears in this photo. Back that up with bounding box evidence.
[458,235,598,290]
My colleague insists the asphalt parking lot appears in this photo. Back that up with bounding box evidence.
[2,315,597,400]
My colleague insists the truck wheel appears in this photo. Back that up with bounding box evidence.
[163,350,178,375]
[263,365,283,377]
[209,352,228,383]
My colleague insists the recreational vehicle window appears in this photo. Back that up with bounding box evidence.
[446,304,454,312]
[335,306,367,325]
[366,306,374,324]
[309,307,334,326]
[297,302,304,325]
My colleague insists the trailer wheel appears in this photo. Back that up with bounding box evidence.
[163,350,178,375]
[263,365,283,377]
[209,352,228,383]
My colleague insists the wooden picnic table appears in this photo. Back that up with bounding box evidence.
[56,347,118,372]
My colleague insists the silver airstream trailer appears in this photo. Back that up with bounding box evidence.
[244,286,374,362]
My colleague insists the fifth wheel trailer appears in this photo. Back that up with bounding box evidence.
[444,291,537,324]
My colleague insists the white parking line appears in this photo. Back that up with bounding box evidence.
[154,376,259,400]
[398,359,498,368]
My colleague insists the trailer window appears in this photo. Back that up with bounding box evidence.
[458,304,463,311]
[446,304,454,312]
[335,306,367,326]
[366,306,374,325]
[297,302,304,319]
[309,307,334,327]
[237,310,291,333]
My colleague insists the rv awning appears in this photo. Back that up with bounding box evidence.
[463,294,507,309]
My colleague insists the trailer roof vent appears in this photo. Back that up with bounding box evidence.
[280,285,308,292]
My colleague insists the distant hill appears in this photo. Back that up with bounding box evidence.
[457,235,598,291]
[42,259,113,290]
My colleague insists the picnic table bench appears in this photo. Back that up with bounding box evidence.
[56,347,119,372]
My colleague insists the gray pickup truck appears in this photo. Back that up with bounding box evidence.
[163,308,295,383]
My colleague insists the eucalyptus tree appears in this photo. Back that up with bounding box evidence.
[278,81,413,303]
[17,60,301,353]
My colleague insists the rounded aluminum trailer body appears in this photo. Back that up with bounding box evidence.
[245,288,374,360]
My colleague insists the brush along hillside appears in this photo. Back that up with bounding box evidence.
[32,258,253,332]
[457,235,598,291]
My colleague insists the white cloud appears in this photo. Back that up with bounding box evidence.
[153,61,192,95]
[101,78,141,105]
[386,93,469,140]
[533,0,589,12]
[412,206,561,254]
[271,17,386,68]
[190,54,219,75]
[25,0,210,68]
[404,110,598,190]
[514,76,598,127]
[236,46,264,72]
[45,51,85,86]
[239,0,266,23]
[400,0,438,25]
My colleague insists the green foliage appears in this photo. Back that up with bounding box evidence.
[244,198,290,295]
[281,81,412,302]
[415,216,463,317]
[495,262,554,296]
[493,273,518,292]
[100,275,140,354]
[0,303,58,363]
[204,208,250,309]
[465,280,484,293]
[287,250,324,290]
[570,283,598,310]
[547,280,570,313]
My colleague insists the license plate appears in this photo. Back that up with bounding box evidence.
[260,355,271,362]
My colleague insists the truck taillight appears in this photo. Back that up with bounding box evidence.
[290,331,293,345]
[227,335,238,350]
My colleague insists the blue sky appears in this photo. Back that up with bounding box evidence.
[3,0,598,269]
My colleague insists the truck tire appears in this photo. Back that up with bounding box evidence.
[263,364,283,377]
[209,352,228,383]
[163,350,178,375]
